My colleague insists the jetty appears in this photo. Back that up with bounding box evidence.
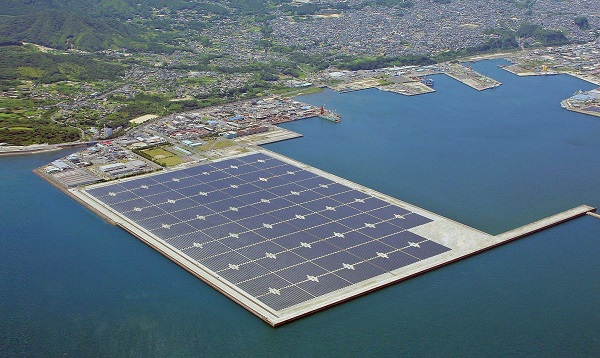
[233,126,303,146]
[441,63,502,90]
[378,81,435,96]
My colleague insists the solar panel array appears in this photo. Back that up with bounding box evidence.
[85,153,451,311]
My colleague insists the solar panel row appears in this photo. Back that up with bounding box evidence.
[85,153,451,312]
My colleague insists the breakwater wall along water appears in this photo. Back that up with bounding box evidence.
[587,211,600,220]
[495,205,596,242]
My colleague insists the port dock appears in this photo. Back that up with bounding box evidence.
[441,63,502,90]
[233,126,303,146]
[378,81,435,96]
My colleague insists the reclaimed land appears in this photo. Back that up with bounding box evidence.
[46,148,597,326]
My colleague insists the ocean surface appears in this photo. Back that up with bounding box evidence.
[1,59,599,356]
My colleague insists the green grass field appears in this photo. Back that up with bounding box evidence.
[141,147,185,166]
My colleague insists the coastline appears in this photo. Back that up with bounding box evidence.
[0,142,92,157]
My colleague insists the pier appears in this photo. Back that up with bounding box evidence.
[441,63,502,90]
[494,205,595,243]
[378,81,435,96]
[233,126,303,146]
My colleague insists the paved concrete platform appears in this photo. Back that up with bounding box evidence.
[69,149,596,326]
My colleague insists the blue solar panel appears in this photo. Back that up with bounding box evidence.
[208,176,246,190]
[220,182,261,197]
[192,169,231,182]
[186,240,232,259]
[256,286,314,311]
[237,213,277,230]
[286,212,330,230]
[122,205,165,221]
[86,184,123,198]
[138,213,182,230]
[347,197,389,211]
[312,251,361,271]
[167,222,199,237]
[223,163,257,176]
[174,183,215,197]
[346,241,395,260]
[237,153,271,163]
[97,190,139,205]
[203,197,245,213]
[152,222,197,239]
[167,231,213,249]
[251,176,290,190]
[235,241,284,261]
[186,213,230,230]
[237,273,292,297]
[318,204,362,221]
[129,184,171,197]
[281,169,317,182]
[368,205,411,221]
[390,213,432,229]
[251,197,295,213]
[119,178,156,190]
[83,152,452,313]
[248,158,283,170]
[326,230,372,249]
[269,205,313,221]
[266,183,306,197]
[190,190,230,205]
[358,221,405,238]
[338,213,377,230]
[369,250,419,271]
[142,191,185,205]
[202,222,247,240]
[152,171,185,183]
[219,204,263,220]
[272,231,319,249]
[297,197,337,212]
[378,230,425,249]
[283,189,323,204]
[218,262,271,284]
[253,221,299,240]
[255,250,306,271]
[200,251,249,271]
[235,190,277,204]
[236,170,271,183]
[170,205,214,221]
[208,159,244,170]
[161,176,199,190]
[264,164,301,176]
[333,261,386,284]
[296,273,351,296]
[112,197,150,212]
[296,176,334,189]
[219,230,266,250]
[329,191,368,204]
[402,240,451,259]
[292,240,339,260]
[276,262,328,283]
[305,222,349,240]
[156,197,197,212]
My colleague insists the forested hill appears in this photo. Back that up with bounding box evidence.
[0,0,250,51]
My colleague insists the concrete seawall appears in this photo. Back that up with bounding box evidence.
[494,205,596,243]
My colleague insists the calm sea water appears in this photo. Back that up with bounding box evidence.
[1,60,599,356]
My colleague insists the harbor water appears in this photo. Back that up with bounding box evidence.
[1,59,599,356]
